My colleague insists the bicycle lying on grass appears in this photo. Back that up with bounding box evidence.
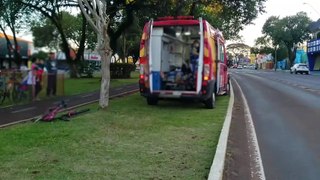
[34,101,90,122]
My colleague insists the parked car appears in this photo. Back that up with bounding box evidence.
[290,63,309,75]
[237,65,243,69]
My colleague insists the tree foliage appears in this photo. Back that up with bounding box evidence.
[31,12,96,50]
[108,0,267,57]
[262,12,312,66]
[31,18,58,50]
[16,0,86,77]
[133,0,266,40]
[193,0,266,39]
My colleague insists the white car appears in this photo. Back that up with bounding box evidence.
[290,63,310,75]
[237,65,243,69]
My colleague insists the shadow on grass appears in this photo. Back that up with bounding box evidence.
[144,96,227,110]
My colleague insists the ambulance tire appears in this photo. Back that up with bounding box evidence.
[147,97,158,105]
[225,80,231,95]
[204,91,216,109]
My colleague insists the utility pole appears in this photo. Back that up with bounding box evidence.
[274,45,278,71]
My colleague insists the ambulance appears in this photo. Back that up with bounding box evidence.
[139,16,229,109]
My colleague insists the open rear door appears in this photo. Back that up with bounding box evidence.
[216,38,228,94]
[196,18,204,94]
[147,20,155,93]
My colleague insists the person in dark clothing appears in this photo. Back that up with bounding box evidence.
[46,53,57,97]
[190,40,200,73]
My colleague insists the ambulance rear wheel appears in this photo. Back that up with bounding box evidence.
[204,92,215,109]
[147,97,158,105]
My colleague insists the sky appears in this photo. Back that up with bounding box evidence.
[237,0,320,47]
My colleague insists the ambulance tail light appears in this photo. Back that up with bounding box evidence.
[203,64,210,81]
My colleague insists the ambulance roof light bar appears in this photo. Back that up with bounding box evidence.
[157,16,195,21]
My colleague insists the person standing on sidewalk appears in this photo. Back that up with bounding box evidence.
[46,53,57,97]
[26,59,37,101]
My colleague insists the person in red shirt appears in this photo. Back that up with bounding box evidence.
[34,58,44,100]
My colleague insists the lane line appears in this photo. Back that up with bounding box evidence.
[207,82,234,180]
[11,107,36,113]
[233,78,266,180]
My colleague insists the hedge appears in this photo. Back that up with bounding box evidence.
[110,63,136,79]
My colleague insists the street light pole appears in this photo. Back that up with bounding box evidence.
[274,45,278,71]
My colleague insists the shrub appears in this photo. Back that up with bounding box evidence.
[110,63,135,79]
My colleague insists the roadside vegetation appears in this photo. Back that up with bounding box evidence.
[0,94,229,179]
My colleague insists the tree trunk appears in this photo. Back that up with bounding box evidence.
[98,29,112,108]
[287,45,296,68]
[56,22,76,78]
[12,33,22,67]
[99,47,111,108]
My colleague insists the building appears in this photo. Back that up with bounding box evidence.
[307,19,320,71]
[0,33,33,69]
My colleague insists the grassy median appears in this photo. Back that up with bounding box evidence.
[64,71,139,96]
[0,93,228,179]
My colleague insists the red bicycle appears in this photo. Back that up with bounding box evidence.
[34,101,90,122]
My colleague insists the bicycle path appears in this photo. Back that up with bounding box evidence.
[0,83,139,127]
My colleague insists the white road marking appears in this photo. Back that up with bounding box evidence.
[11,107,36,113]
[233,79,266,180]
[207,82,234,180]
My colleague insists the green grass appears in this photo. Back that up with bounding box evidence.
[64,71,139,96]
[0,94,229,179]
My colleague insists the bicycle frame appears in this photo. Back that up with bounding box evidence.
[40,101,67,122]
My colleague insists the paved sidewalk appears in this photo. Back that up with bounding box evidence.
[0,83,139,127]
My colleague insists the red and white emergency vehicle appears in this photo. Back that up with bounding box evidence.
[139,16,229,108]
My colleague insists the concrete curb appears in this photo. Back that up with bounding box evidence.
[207,82,234,180]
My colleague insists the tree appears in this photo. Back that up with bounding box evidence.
[251,36,275,55]
[17,0,86,77]
[31,18,59,50]
[0,0,31,67]
[262,12,312,66]
[117,15,141,63]
[189,0,267,39]
[134,0,266,40]
[78,0,112,109]
[30,11,97,57]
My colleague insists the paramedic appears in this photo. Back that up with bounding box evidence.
[190,40,199,73]
[46,53,57,97]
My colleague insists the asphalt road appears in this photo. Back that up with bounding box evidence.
[0,83,139,127]
[231,69,320,180]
